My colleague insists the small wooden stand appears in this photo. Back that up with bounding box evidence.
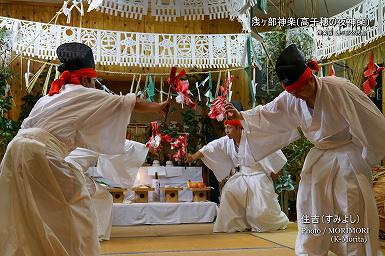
[189,188,210,202]
[107,187,127,203]
[162,187,183,203]
[132,187,154,203]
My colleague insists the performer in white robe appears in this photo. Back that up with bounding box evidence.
[0,43,168,256]
[225,44,385,255]
[186,119,289,232]
[65,140,149,241]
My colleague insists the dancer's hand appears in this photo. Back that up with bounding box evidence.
[224,102,243,120]
[185,154,194,163]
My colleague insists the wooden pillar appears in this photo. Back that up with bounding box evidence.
[381,70,385,166]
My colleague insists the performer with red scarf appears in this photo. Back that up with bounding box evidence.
[0,42,168,256]
[185,105,288,233]
[225,44,385,255]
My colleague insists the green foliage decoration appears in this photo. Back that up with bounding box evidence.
[0,28,18,155]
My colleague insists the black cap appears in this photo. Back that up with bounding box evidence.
[275,44,307,86]
[231,100,244,111]
[56,42,95,72]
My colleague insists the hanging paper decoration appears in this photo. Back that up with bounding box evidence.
[170,135,188,161]
[130,74,136,93]
[159,76,164,102]
[363,52,384,95]
[24,59,32,89]
[4,16,265,68]
[254,0,268,14]
[87,0,251,22]
[135,74,142,95]
[145,121,173,153]
[227,71,233,101]
[208,75,234,121]
[205,72,214,107]
[245,35,256,107]
[42,64,53,95]
[275,171,295,193]
[214,71,222,98]
[167,67,196,109]
[87,0,103,12]
[26,63,47,93]
[147,74,155,102]
[62,0,84,23]
[329,64,335,76]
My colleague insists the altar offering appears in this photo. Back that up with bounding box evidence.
[132,186,154,203]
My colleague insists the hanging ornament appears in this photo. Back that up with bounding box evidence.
[27,63,47,93]
[227,71,233,101]
[159,76,164,102]
[135,74,142,95]
[42,64,53,95]
[205,72,214,107]
[145,121,173,153]
[170,135,188,161]
[214,71,222,98]
[329,64,335,76]
[130,74,136,93]
[62,0,84,23]
[147,74,155,102]
[208,75,234,121]
[167,67,196,109]
[24,59,32,89]
[275,171,295,193]
[363,52,384,95]
[87,0,103,12]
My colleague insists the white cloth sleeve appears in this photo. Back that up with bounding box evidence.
[77,93,136,155]
[199,136,236,182]
[65,148,100,172]
[330,78,385,166]
[241,93,301,162]
[258,150,287,174]
[97,140,149,188]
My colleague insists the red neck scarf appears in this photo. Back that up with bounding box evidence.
[48,68,97,96]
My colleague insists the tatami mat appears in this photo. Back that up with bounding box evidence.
[101,222,385,256]
[101,223,294,255]
[101,247,294,256]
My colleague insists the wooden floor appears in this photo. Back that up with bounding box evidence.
[100,222,330,255]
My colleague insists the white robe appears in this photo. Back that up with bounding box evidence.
[199,131,289,232]
[240,76,385,256]
[65,140,148,241]
[0,84,136,256]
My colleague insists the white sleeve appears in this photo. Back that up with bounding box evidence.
[331,78,385,166]
[76,92,137,155]
[65,148,100,173]
[97,140,149,188]
[258,150,287,174]
[241,93,301,161]
[199,136,236,182]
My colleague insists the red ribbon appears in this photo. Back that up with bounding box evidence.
[48,68,97,96]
